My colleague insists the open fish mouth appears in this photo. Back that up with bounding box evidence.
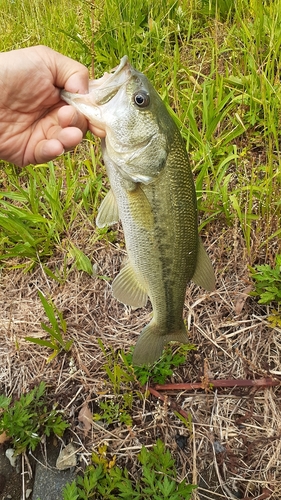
[60,55,132,123]
[88,55,131,104]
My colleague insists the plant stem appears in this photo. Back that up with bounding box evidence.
[153,377,280,391]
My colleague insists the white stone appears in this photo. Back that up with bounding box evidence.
[5,448,17,467]
[56,443,77,470]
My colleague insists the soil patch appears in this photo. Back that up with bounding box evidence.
[1,225,281,499]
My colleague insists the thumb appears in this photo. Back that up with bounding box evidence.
[38,45,89,93]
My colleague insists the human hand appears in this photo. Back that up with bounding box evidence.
[0,45,101,167]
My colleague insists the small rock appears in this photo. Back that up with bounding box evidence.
[213,441,225,454]
[26,488,33,498]
[5,449,17,467]
[56,443,77,470]
[175,434,187,450]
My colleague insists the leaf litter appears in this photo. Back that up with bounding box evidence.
[0,207,281,499]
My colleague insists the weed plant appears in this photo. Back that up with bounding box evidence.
[250,255,281,305]
[97,339,193,387]
[63,439,196,499]
[0,382,68,455]
[249,255,281,328]
[94,341,192,428]
[126,343,196,385]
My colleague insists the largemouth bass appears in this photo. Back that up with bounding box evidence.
[61,56,215,365]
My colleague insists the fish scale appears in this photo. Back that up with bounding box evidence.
[61,56,215,365]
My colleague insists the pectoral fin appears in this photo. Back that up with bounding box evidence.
[96,189,119,228]
[192,238,215,291]
[112,262,148,308]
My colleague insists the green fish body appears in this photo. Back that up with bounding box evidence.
[61,56,215,365]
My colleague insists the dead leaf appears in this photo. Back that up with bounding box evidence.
[0,431,8,444]
[234,286,252,315]
[78,403,93,436]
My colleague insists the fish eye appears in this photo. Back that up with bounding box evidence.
[133,91,150,108]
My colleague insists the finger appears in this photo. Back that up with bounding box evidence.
[40,46,89,93]
[55,127,84,150]
[57,105,88,135]
[33,127,83,165]
[65,71,89,94]
[59,103,106,138]
[34,138,65,165]
[88,124,106,138]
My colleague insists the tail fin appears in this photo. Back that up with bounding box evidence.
[132,320,189,366]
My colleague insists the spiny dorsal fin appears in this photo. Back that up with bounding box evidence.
[192,238,215,291]
[112,261,148,308]
[96,189,119,228]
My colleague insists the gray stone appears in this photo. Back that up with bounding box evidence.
[32,463,76,500]
[32,440,76,500]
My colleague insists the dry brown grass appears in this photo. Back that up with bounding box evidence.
[1,218,281,499]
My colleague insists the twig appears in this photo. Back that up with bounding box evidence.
[147,386,190,420]
[153,377,280,392]
[21,453,25,500]
[23,451,33,479]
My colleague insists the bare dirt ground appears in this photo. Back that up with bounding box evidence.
[1,219,281,499]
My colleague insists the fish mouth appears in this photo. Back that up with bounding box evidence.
[88,56,132,104]
[60,56,132,127]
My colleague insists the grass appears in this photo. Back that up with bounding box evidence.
[1,0,281,498]
[25,290,73,362]
[1,0,280,263]
[0,143,107,272]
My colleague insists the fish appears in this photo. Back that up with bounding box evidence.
[61,56,215,365]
